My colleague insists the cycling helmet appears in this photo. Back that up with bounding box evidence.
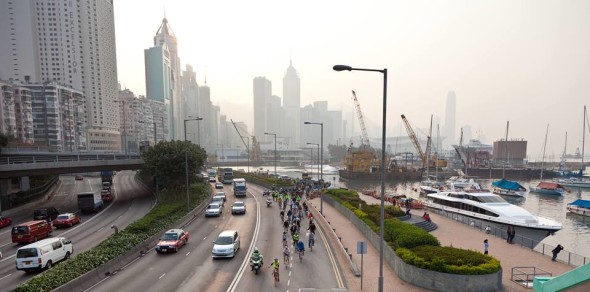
[254,247,259,252]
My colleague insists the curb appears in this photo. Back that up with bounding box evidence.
[309,201,361,277]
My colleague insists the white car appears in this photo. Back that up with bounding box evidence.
[215,192,227,202]
[212,230,240,258]
[231,201,246,215]
[205,203,222,217]
[212,195,225,207]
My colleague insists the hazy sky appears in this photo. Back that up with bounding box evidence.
[114,0,590,160]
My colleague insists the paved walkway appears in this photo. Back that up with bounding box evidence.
[310,191,575,292]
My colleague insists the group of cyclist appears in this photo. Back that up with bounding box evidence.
[252,184,320,285]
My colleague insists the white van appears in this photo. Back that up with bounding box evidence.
[16,237,73,272]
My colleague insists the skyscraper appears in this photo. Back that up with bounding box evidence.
[154,17,182,140]
[283,59,301,147]
[443,91,457,148]
[0,0,120,150]
[181,65,200,144]
[253,77,271,141]
[144,44,172,140]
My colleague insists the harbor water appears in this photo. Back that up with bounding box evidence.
[243,165,590,260]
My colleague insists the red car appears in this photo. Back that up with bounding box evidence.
[0,216,12,228]
[52,213,81,228]
[155,229,190,253]
[101,190,113,203]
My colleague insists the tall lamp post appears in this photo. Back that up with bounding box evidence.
[333,64,387,292]
[304,121,324,213]
[307,143,320,180]
[184,117,203,142]
[264,132,277,176]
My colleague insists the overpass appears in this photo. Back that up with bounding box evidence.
[0,152,145,196]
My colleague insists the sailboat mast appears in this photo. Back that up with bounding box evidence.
[582,105,586,175]
[436,123,440,180]
[562,132,568,173]
[540,125,549,180]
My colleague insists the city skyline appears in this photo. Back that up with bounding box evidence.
[113,1,590,158]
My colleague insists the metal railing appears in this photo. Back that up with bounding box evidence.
[511,267,552,288]
[427,207,590,267]
[0,154,142,165]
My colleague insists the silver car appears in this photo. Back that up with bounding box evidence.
[205,203,222,217]
[231,201,246,215]
[212,230,240,258]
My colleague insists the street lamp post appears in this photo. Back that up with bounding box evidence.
[184,117,203,142]
[264,132,277,176]
[307,143,320,181]
[304,121,324,214]
[246,136,250,173]
[333,64,388,292]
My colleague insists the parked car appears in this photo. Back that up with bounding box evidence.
[155,229,189,253]
[215,183,223,189]
[11,221,53,244]
[33,207,59,222]
[212,230,240,258]
[75,175,83,180]
[205,203,223,217]
[52,213,81,228]
[15,237,73,272]
[231,201,246,215]
[0,216,12,228]
[215,192,227,202]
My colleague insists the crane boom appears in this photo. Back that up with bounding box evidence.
[401,114,426,168]
[230,119,249,150]
[352,90,370,146]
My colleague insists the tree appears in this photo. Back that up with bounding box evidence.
[142,140,207,190]
[327,144,348,162]
[0,133,8,154]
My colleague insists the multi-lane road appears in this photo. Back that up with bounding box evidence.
[89,182,347,292]
[0,171,154,291]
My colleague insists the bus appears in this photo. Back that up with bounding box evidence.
[222,168,234,184]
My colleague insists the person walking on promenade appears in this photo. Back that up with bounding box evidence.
[483,239,489,255]
[552,244,564,261]
[508,226,516,244]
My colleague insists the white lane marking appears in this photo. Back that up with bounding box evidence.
[287,279,290,286]
[98,227,104,231]
[226,188,261,292]
[0,273,12,281]
[185,252,190,256]
[316,213,345,288]
[159,273,166,279]
[203,237,207,240]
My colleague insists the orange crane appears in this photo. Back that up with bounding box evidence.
[401,114,447,170]
[352,90,370,148]
[230,119,261,163]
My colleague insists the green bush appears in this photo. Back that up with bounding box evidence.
[396,246,501,275]
[16,182,210,292]
[384,219,440,249]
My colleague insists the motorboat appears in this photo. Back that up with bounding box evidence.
[491,178,527,197]
[445,176,477,189]
[425,186,562,245]
[529,182,567,196]
[567,199,590,217]
[553,177,590,189]
[419,179,445,195]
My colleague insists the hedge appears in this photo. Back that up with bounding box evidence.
[16,182,210,292]
[323,188,501,275]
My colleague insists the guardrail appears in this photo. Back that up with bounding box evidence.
[0,154,142,165]
[511,267,552,288]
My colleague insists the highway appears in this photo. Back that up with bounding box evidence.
[89,182,346,292]
[0,171,154,291]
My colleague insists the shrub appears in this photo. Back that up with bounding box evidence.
[384,219,440,249]
[397,245,501,275]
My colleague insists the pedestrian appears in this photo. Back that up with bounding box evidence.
[405,206,411,218]
[552,244,564,261]
[509,227,516,244]
[483,239,489,255]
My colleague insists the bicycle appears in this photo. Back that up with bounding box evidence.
[283,251,290,266]
[309,238,315,251]
[298,249,304,262]
[272,268,280,287]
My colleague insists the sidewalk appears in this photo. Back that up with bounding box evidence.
[307,197,428,292]
[315,191,575,291]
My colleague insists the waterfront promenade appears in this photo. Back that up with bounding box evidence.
[311,192,575,291]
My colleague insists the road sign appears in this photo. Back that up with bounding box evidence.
[357,241,367,254]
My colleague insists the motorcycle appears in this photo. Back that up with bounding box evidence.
[251,258,262,274]
[266,198,272,207]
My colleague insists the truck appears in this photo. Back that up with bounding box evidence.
[77,192,104,213]
[222,168,233,184]
[233,178,247,197]
[100,170,114,184]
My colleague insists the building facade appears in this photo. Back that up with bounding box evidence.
[253,77,271,142]
[443,91,457,149]
[283,60,301,148]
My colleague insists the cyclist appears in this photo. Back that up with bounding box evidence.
[296,240,305,257]
[308,221,317,234]
[282,231,288,246]
[269,258,280,281]
[283,220,290,231]
[283,244,290,265]
[292,231,300,247]
[308,231,315,251]
[280,210,285,221]
[290,223,298,236]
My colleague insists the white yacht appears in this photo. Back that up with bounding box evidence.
[426,187,562,244]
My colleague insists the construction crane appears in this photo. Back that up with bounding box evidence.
[401,114,427,169]
[230,119,261,163]
[352,90,370,147]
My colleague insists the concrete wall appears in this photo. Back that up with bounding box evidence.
[323,195,503,292]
